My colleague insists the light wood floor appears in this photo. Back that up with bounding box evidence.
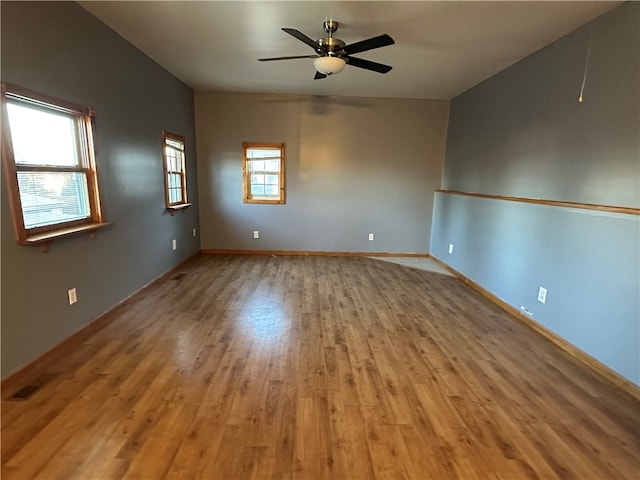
[2,254,639,479]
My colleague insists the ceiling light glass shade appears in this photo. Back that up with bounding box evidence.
[313,56,346,75]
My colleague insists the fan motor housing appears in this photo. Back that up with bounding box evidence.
[318,37,345,55]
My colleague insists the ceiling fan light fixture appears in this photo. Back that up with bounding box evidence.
[313,56,346,75]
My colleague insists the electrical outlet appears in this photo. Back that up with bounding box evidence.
[448,243,454,254]
[68,288,77,305]
[192,228,197,237]
[253,230,259,239]
[368,233,374,241]
[537,286,547,304]
[172,239,177,251]
[520,306,532,316]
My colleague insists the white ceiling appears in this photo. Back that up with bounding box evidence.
[78,1,620,100]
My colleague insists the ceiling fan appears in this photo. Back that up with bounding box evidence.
[258,20,394,79]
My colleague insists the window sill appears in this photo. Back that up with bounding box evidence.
[167,203,192,215]
[243,199,285,205]
[22,222,111,252]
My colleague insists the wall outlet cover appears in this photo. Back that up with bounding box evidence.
[538,286,547,304]
[68,288,77,305]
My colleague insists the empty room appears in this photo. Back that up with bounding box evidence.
[1,1,638,479]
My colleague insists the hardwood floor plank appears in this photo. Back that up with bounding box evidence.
[164,402,228,479]
[399,424,456,480]
[2,254,638,479]
[201,425,257,479]
[328,398,376,480]
[293,393,342,479]
[361,413,416,480]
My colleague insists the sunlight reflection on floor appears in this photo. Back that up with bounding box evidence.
[369,256,453,276]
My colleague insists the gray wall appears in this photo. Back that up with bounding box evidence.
[1,2,200,378]
[431,2,639,384]
[196,92,449,253]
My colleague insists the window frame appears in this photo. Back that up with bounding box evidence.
[1,83,106,247]
[242,142,286,205]
[161,130,190,212]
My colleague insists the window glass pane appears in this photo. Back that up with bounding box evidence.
[166,138,183,150]
[166,151,175,172]
[264,160,280,172]
[247,148,279,159]
[251,174,264,185]
[168,173,182,191]
[265,175,279,185]
[7,102,80,167]
[165,148,183,174]
[248,160,265,172]
[265,184,279,195]
[17,171,89,229]
[169,188,183,204]
[251,185,265,195]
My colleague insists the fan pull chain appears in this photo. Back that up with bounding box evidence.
[578,27,593,103]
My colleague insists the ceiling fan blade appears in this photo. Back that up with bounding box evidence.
[314,71,327,80]
[258,55,318,62]
[282,28,323,52]
[340,34,394,55]
[346,56,393,74]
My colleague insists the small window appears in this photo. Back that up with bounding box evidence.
[162,131,190,210]
[243,142,285,204]
[1,83,105,245]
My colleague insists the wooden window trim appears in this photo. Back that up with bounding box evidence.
[162,130,190,211]
[2,82,94,117]
[242,142,286,205]
[1,83,107,249]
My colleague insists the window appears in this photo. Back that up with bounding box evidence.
[242,142,285,204]
[162,131,190,211]
[1,83,105,246]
